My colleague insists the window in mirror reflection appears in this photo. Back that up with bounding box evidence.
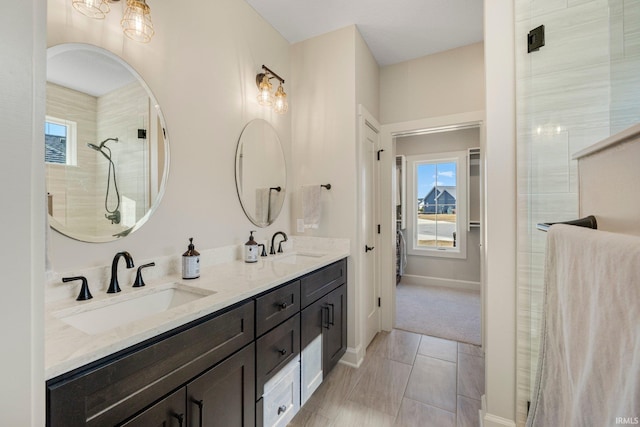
[45,116,77,166]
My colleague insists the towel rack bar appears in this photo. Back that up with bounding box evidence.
[536,215,597,232]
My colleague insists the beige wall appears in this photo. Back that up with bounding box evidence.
[0,0,46,424]
[47,0,292,270]
[396,128,481,285]
[379,42,485,124]
[290,25,381,363]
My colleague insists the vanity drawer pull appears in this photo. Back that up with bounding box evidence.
[191,398,204,427]
[278,348,287,356]
[277,301,288,310]
[171,412,184,427]
[328,303,335,326]
[277,405,287,415]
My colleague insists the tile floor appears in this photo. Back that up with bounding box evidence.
[288,329,485,427]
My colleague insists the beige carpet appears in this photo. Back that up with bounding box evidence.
[395,282,481,345]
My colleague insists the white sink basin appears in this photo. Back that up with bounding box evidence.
[54,283,215,335]
[268,252,327,264]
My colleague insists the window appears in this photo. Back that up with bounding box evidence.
[407,150,467,259]
[45,116,77,165]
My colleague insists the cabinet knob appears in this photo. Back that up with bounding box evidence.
[278,348,287,356]
[277,405,287,415]
[277,301,288,310]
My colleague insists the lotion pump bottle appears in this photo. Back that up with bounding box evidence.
[182,237,200,279]
[244,231,258,263]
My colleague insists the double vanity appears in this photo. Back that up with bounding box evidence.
[44,41,343,426]
[46,242,349,426]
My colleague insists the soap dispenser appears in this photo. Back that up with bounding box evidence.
[182,237,200,279]
[244,231,259,263]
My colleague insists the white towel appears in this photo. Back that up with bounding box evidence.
[527,225,640,427]
[268,188,285,223]
[255,188,270,226]
[302,185,322,229]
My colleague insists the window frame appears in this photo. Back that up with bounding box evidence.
[45,115,77,166]
[406,150,467,259]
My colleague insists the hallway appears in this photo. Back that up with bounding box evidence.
[289,329,485,427]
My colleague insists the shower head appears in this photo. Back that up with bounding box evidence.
[88,137,119,151]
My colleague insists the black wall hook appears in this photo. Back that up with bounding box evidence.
[321,184,331,190]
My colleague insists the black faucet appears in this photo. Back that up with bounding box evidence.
[270,231,288,255]
[107,251,135,293]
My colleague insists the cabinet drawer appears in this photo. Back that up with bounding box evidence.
[256,313,300,397]
[47,301,254,427]
[300,259,346,308]
[262,360,300,427]
[255,280,300,337]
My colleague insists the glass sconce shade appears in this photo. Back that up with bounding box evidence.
[72,0,110,19]
[273,83,288,114]
[121,0,155,43]
[257,74,274,107]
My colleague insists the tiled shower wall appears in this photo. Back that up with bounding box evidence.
[515,1,640,425]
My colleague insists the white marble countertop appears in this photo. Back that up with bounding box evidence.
[45,240,349,380]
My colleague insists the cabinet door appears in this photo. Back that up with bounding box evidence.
[300,296,326,404]
[323,284,347,377]
[186,344,255,427]
[120,388,186,427]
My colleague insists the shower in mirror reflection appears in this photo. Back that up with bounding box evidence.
[71,0,155,43]
[87,137,121,224]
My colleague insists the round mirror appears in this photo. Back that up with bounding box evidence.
[235,119,286,227]
[45,43,169,242]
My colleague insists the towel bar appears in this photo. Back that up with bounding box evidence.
[536,215,597,232]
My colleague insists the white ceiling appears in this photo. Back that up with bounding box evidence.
[245,0,484,66]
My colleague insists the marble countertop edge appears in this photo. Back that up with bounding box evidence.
[45,247,349,380]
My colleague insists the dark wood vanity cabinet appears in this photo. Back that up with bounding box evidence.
[299,259,347,403]
[301,283,347,378]
[47,258,347,427]
[46,301,255,427]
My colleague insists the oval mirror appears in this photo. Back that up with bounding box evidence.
[235,119,286,227]
[45,43,169,242]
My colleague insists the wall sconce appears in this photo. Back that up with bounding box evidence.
[71,0,155,43]
[256,65,288,114]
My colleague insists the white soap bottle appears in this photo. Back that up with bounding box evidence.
[182,237,200,279]
[244,231,258,263]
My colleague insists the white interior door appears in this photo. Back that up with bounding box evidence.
[361,113,380,348]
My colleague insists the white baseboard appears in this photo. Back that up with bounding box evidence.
[401,274,480,292]
[481,395,517,427]
[339,345,364,368]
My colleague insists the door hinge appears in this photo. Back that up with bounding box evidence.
[377,224,381,234]
[378,297,381,307]
[377,149,385,161]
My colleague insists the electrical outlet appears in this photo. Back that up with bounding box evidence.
[297,219,305,233]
